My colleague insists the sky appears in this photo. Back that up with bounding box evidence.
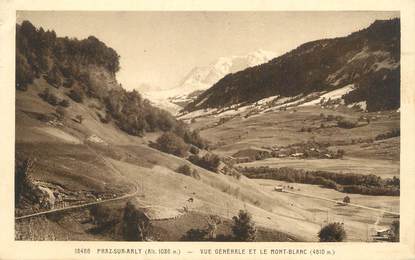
[17,11,399,92]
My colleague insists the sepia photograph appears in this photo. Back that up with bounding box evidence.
[12,10,403,244]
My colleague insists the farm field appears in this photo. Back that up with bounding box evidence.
[253,179,399,242]
[184,104,401,242]
[238,156,399,178]
[196,106,399,160]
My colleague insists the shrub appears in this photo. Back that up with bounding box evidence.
[231,210,256,242]
[336,149,345,158]
[337,119,357,129]
[97,112,111,124]
[44,66,62,88]
[154,132,188,157]
[343,196,350,203]
[55,107,66,120]
[36,113,55,122]
[375,129,400,141]
[320,179,338,190]
[189,146,200,155]
[122,201,151,241]
[188,153,220,172]
[58,99,70,107]
[89,204,121,230]
[183,129,208,149]
[39,88,58,106]
[318,222,346,242]
[389,220,399,242]
[62,77,74,88]
[176,164,192,176]
[47,94,58,106]
[67,89,84,103]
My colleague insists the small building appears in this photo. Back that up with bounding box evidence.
[274,185,283,192]
[291,152,304,157]
[372,228,391,242]
[324,153,332,158]
[376,228,391,237]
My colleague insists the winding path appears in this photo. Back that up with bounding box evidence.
[15,186,140,221]
[16,142,140,221]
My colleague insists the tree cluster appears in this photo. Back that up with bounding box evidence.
[188,153,221,173]
[318,222,346,242]
[375,129,400,141]
[176,164,200,179]
[343,68,400,112]
[16,21,120,91]
[239,166,400,196]
[17,20,209,147]
[181,210,256,242]
[152,132,188,157]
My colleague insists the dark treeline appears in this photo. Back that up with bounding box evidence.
[188,153,221,173]
[16,20,119,91]
[342,67,400,112]
[375,128,400,141]
[239,166,399,196]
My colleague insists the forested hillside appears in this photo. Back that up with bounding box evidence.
[185,18,400,112]
[16,20,205,147]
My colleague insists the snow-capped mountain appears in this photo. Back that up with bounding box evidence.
[177,49,277,94]
[142,49,276,113]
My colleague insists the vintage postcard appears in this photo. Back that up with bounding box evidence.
[1,0,414,259]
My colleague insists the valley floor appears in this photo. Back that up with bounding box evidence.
[254,179,399,242]
[15,85,400,242]
[238,156,399,178]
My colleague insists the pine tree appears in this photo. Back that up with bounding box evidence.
[231,210,256,241]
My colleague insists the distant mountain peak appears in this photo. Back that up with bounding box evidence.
[177,49,277,93]
[143,49,277,113]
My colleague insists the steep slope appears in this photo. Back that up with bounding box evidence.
[185,18,400,112]
[15,20,207,142]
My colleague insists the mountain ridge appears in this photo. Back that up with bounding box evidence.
[185,18,400,113]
